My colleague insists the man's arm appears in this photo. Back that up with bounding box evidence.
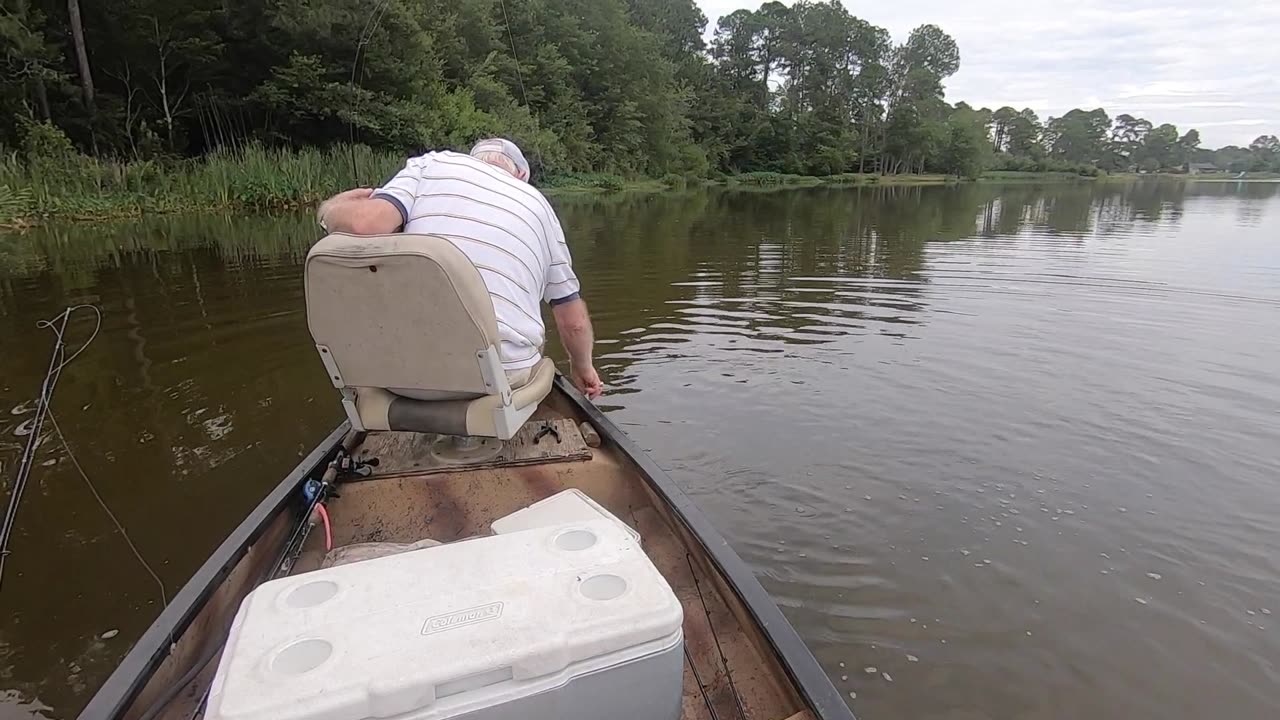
[318,156,422,234]
[316,188,404,235]
[552,298,602,399]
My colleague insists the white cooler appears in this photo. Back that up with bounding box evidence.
[205,519,684,720]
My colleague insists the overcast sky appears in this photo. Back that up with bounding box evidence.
[695,0,1279,148]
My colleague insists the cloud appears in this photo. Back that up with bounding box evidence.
[695,0,1280,147]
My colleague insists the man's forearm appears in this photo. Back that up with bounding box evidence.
[317,190,403,234]
[554,299,594,368]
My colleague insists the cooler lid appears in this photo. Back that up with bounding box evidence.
[205,519,682,720]
[491,488,642,544]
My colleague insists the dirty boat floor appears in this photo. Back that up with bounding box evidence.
[291,398,808,720]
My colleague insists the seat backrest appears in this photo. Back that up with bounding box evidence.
[305,233,500,396]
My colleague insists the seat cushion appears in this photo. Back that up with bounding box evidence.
[355,359,555,437]
[392,365,535,402]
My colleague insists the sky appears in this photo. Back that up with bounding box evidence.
[694,0,1280,148]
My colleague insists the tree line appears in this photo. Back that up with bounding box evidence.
[3,0,1278,180]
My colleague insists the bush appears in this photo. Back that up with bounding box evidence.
[660,172,687,189]
[19,118,78,162]
[988,152,1101,177]
[734,171,784,186]
[539,172,626,192]
[594,174,625,192]
[730,171,821,187]
[821,173,864,185]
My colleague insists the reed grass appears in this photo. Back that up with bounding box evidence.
[0,144,406,226]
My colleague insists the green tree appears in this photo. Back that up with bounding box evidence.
[1045,108,1110,164]
[1140,122,1180,169]
[1004,108,1042,158]
[3,0,1269,186]
[1176,128,1201,169]
[0,0,63,136]
[940,104,991,178]
[880,23,959,174]
[1109,113,1151,169]
[848,18,891,172]
[1213,145,1253,173]
[990,106,1018,152]
[1248,135,1280,171]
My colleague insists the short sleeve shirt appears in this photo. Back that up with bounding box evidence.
[373,151,580,371]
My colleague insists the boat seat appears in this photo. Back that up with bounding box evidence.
[304,232,553,440]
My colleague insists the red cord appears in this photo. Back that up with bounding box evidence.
[316,503,334,552]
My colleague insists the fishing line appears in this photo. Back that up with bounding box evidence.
[347,0,394,181]
[49,409,168,608]
[0,305,167,613]
[344,0,540,180]
[498,0,549,172]
[499,0,530,109]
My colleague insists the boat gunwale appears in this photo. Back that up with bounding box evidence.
[77,422,352,720]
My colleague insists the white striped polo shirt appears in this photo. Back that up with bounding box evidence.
[372,151,581,372]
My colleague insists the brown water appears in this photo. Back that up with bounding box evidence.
[2,181,1279,719]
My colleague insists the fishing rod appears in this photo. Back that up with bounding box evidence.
[0,305,97,591]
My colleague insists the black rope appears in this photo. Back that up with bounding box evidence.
[685,644,721,720]
[686,553,750,720]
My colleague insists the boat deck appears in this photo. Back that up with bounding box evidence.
[293,397,808,720]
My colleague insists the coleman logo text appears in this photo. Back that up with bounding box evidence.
[422,602,504,635]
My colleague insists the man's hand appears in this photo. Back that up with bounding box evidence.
[317,187,373,227]
[552,298,601,400]
[570,363,603,400]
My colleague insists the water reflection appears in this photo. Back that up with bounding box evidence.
[551,181,1278,398]
[0,179,1278,719]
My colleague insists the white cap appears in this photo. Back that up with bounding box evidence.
[469,138,530,181]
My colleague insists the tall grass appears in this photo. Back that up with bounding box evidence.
[0,142,668,227]
[728,171,824,187]
[538,171,628,192]
[0,144,407,226]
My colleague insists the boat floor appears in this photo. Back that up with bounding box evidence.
[288,401,809,720]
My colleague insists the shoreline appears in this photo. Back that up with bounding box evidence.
[7,170,1275,230]
[0,172,959,229]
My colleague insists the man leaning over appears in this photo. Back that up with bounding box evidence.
[316,139,603,399]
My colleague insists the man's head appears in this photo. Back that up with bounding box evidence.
[469,138,530,182]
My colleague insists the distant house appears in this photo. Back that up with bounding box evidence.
[1186,162,1220,175]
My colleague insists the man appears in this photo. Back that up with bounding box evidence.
[316,139,603,399]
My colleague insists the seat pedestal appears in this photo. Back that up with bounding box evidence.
[430,435,504,464]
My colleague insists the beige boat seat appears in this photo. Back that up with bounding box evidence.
[304,233,554,440]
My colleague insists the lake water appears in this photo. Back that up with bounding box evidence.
[1,180,1278,719]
